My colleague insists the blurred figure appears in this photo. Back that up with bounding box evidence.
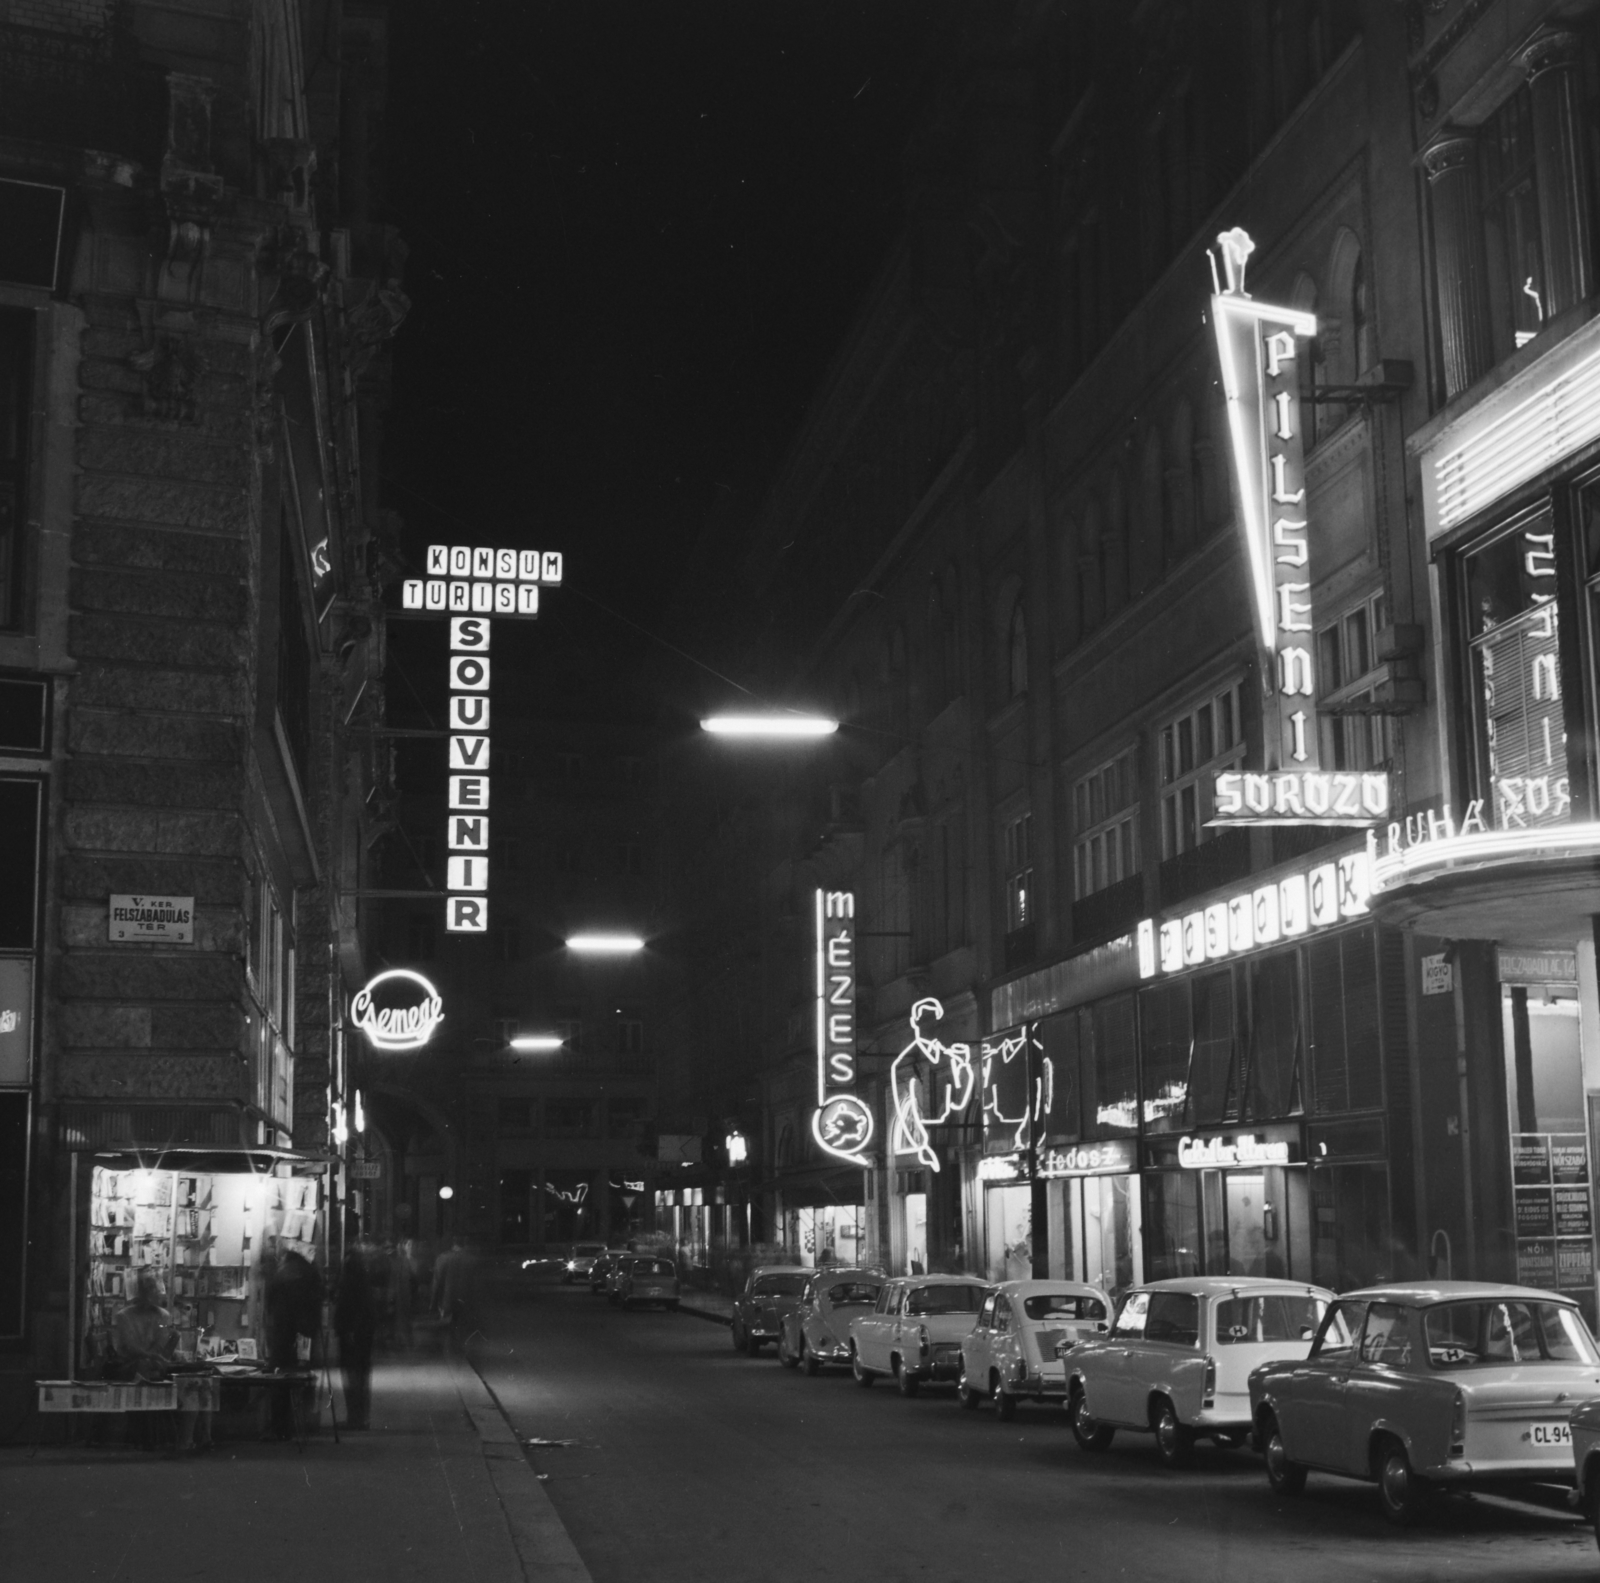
[390,1239,417,1350]
[334,1246,376,1430]
[264,1249,323,1439]
[431,1238,470,1353]
[110,1271,175,1379]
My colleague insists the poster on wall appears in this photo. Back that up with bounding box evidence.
[1512,1132,1592,1296]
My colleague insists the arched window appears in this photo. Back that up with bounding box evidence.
[1007,600,1028,698]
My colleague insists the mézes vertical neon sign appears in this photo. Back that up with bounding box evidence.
[400,547,564,933]
[1208,228,1388,828]
[812,889,874,1163]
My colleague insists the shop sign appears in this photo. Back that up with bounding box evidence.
[1135,849,1370,980]
[1038,1141,1136,1179]
[349,1161,382,1180]
[1498,947,1579,985]
[1420,954,1453,996]
[109,894,194,943]
[395,545,565,936]
[351,968,444,1052]
[1369,800,1600,892]
[1177,1134,1291,1169]
[977,1154,1022,1183]
[1206,225,1388,826]
[1512,1132,1592,1296]
[0,957,31,1085]
[812,889,874,1164]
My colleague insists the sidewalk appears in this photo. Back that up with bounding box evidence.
[0,1355,591,1583]
[675,1286,733,1325]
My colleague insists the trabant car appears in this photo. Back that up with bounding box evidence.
[588,1249,633,1294]
[563,1242,608,1284]
[1250,1281,1600,1524]
[959,1280,1110,1419]
[617,1255,680,1310]
[850,1275,989,1396]
[730,1267,809,1356]
[1065,1276,1332,1467]
[777,1270,884,1373]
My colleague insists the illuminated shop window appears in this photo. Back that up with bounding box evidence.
[1463,509,1570,830]
[1158,682,1245,858]
[1072,748,1138,901]
[1003,812,1033,932]
[1316,592,1392,771]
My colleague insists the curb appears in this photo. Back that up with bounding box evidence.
[451,1354,594,1583]
[675,1299,733,1327]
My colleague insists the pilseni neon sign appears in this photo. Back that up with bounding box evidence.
[812,889,874,1163]
[1136,847,1371,979]
[396,545,564,934]
[352,969,444,1052]
[1208,227,1388,827]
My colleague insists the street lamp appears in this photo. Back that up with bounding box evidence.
[566,933,645,954]
[700,713,837,738]
[510,1034,564,1051]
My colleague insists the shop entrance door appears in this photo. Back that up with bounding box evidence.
[904,1192,927,1275]
[1072,1174,1141,1296]
[1225,1173,1269,1277]
[1196,1167,1290,1278]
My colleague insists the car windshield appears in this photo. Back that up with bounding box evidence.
[827,1282,881,1306]
[637,1259,675,1277]
[1214,1293,1327,1345]
[1023,1294,1106,1322]
[905,1285,985,1316]
[1423,1300,1600,1368]
[752,1273,808,1297]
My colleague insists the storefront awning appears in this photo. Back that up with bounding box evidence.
[83,1145,335,1175]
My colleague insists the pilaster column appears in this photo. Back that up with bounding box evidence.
[1521,29,1593,319]
[1423,131,1495,398]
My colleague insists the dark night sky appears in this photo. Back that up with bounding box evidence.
[382,1,958,689]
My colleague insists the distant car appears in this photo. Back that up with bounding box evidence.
[563,1243,608,1285]
[1251,1281,1600,1523]
[777,1270,884,1373]
[731,1266,809,1356]
[618,1255,680,1310]
[604,1254,639,1304]
[959,1280,1111,1419]
[588,1249,633,1294]
[1065,1276,1333,1468]
[850,1275,989,1395]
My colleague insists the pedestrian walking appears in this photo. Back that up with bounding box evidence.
[334,1246,376,1429]
[264,1248,323,1439]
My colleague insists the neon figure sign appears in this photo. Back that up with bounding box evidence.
[890,997,974,1173]
[812,889,875,1163]
[351,969,444,1052]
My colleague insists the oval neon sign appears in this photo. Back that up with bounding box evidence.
[351,969,444,1052]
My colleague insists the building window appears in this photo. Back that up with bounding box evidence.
[607,1097,649,1137]
[1480,85,1546,351]
[498,1098,534,1132]
[1072,748,1139,900]
[407,912,437,960]
[544,1099,597,1139]
[1159,682,1245,857]
[1006,600,1029,698]
[493,915,521,962]
[1317,592,1392,770]
[1003,812,1033,932]
[617,1015,644,1055]
[0,310,31,630]
[555,1005,583,1052]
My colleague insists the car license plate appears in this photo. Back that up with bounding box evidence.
[1530,1421,1572,1447]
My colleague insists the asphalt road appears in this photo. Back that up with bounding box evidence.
[474,1277,1598,1583]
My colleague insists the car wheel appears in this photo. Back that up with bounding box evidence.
[1261,1413,1307,1496]
[730,1321,746,1353]
[851,1346,875,1388]
[894,1357,921,1398]
[1375,1436,1429,1526]
[1069,1386,1114,1452]
[957,1366,982,1410]
[992,1374,1017,1423]
[778,1330,799,1370]
[1153,1397,1194,1470]
[800,1339,821,1378]
[1586,1464,1600,1553]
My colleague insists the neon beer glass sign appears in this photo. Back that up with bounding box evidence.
[812,889,874,1162]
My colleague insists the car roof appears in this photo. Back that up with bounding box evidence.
[814,1268,884,1282]
[892,1274,988,1286]
[995,1280,1108,1298]
[1340,1280,1583,1306]
[1131,1276,1333,1298]
[750,1265,806,1277]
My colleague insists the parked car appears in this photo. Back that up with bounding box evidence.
[563,1242,608,1284]
[618,1255,680,1310]
[1250,1281,1600,1524]
[588,1249,633,1294]
[731,1267,809,1355]
[959,1280,1111,1419]
[850,1275,989,1395]
[1065,1276,1333,1467]
[1568,1394,1600,1547]
[777,1270,884,1373]
[603,1253,640,1303]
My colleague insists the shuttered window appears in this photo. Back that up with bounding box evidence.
[1309,930,1384,1114]
[1190,969,1237,1125]
[1245,951,1302,1120]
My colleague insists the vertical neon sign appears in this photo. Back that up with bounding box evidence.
[811,888,873,1162]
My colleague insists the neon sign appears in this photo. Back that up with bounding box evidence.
[979,1024,1053,1154]
[890,997,974,1172]
[351,969,444,1052]
[1208,226,1389,826]
[1368,803,1600,891]
[1178,1134,1291,1169]
[401,546,563,616]
[812,890,874,1162]
[1135,848,1371,979]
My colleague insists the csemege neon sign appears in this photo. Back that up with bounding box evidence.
[352,969,444,1052]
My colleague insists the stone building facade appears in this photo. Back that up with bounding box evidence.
[0,0,403,1409]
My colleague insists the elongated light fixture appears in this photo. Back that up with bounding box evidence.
[700,714,837,737]
[510,1034,565,1051]
[566,933,646,954]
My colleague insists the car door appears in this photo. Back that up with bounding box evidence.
[1138,1290,1204,1417]
[859,1284,899,1369]
[1337,1301,1415,1475]
[966,1292,998,1381]
[992,1293,1020,1384]
[1276,1299,1368,1469]
[1088,1291,1149,1425]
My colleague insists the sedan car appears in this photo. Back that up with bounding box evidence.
[1066,1276,1333,1467]
[959,1280,1110,1419]
[850,1275,989,1395]
[1250,1281,1600,1523]
[563,1242,608,1284]
[731,1266,809,1356]
[617,1255,680,1310]
[588,1249,633,1294]
[777,1270,884,1374]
